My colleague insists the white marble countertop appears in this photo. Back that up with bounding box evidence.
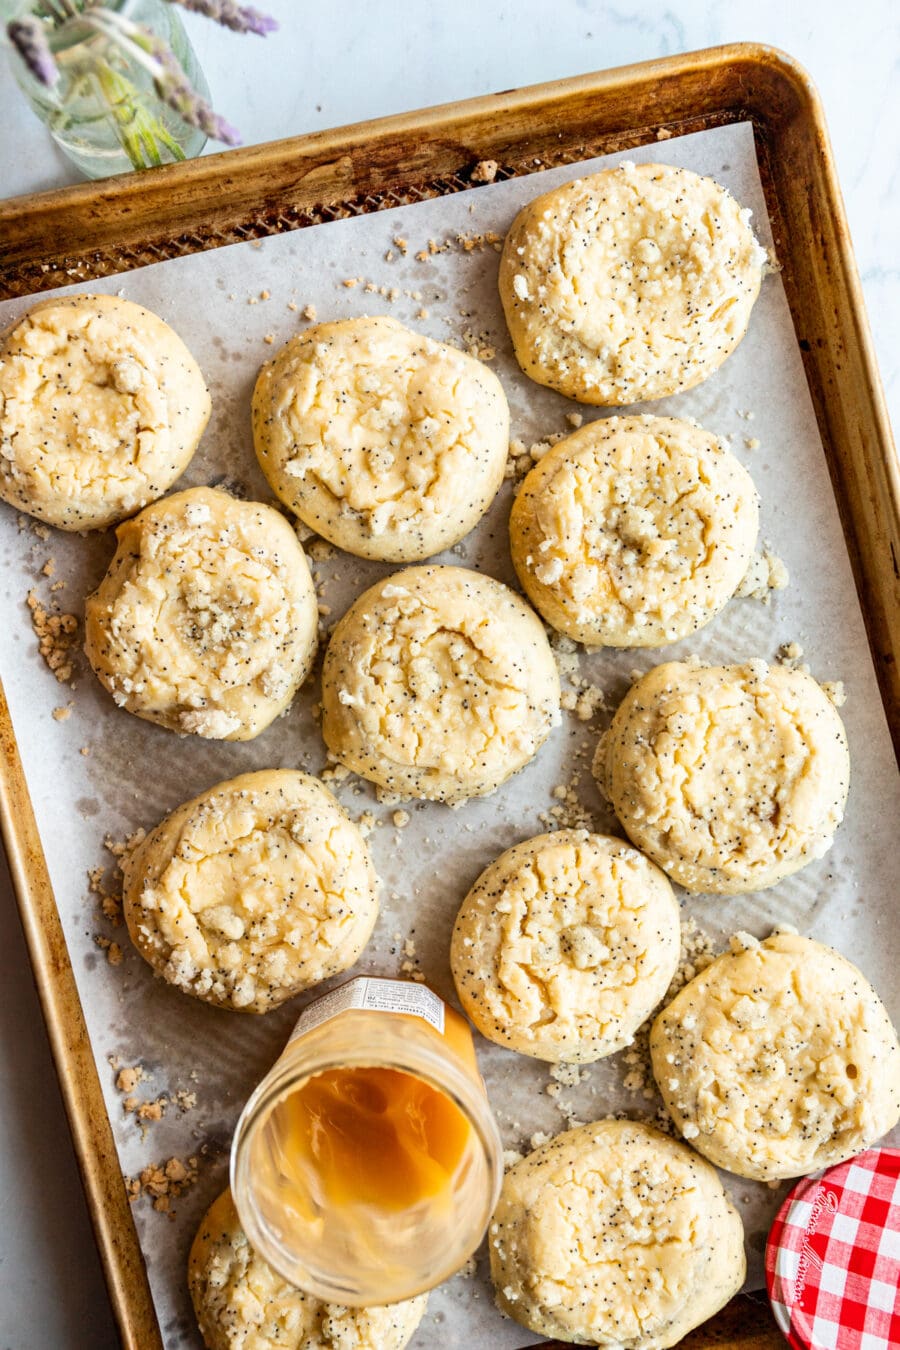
[0,2,897,1346]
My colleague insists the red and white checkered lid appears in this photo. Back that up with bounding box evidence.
[765,1148,900,1350]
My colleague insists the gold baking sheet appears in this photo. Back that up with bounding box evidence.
[0,44,895,1350]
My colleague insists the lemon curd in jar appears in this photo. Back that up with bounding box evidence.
[231,977,502,1304]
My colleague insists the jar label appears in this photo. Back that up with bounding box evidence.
[288,976,446,1044]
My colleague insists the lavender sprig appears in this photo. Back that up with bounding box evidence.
[7,0,276,163]
[146,30,241,142]
[85,9,241,144]
[166,0,277,37]
[8,15,59,87]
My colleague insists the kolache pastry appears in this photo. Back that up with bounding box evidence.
[0,293,209,530]
[252,316,509,561]
[189,1188,427,1350]
[489,1119,745,1348]
[84,486,318,741]
[599,659,850,894]
[321,565,560,804]
[122,770,378,1013]
[509,414,759,647]
[499,160,766,405]
[450,830,679,1062]
[651,931,900,1181]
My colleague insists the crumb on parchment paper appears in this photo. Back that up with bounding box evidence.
[88,827,147,934]
[26,588,79,684]
[124,1154,200,1217]
[110,1058,198,1137]
[619,919,720,1102]
[735,546,789,602]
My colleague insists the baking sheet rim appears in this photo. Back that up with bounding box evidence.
[1,43,896,1350]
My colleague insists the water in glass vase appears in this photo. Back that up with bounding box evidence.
[6,0,209,179]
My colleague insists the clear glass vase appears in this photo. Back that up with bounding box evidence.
[4,0,209,179]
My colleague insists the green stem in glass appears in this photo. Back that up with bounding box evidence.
[91,59,185,168]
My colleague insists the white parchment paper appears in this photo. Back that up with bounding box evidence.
[1,122,898,1348]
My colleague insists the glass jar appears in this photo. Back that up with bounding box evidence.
[231,977,503,1305]
[4,0,209,179]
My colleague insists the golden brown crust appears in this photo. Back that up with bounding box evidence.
[189,1189,427,1349]
[321,565,560,803]
[123,770,379,1013]
[84,486,318,740]
[651,932,900,1180]
[602,660,850,893]
[252,317,508,561]
[0,293,209,529]
[510,414,759,647]
[499,162,764,405]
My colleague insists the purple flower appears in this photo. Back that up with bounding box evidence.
[143,32,242,143]
[7,16,59,88]
[167,0,278,36]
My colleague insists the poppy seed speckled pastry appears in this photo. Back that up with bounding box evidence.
[489,1119,745,1348]
[189,1189,427,1349]
[450,830,679,1061]
[0,294,210,530]
[122,770,379,1013]
[252,317,509,561]
[321,565,560,803]
[509,414,759,646]
[651,931,900,1181]
[84,486,318,740]
[499,161,766,405]
[599,660,850,894]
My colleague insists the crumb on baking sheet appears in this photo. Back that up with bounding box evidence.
[455,229,503,253]
[94,934,123,965]
[125,1154,200,1216]
[735,546,789,602]
[470,159,499,184]
[504,432,566,483]
[116,1064,144,1094]
[619,919,720,1101]
[461,328,496,361]
[537,774,593,832]
[26,589,79,683]
[52,703,73,721]
[822,680,847,708]
[88,827,146,930]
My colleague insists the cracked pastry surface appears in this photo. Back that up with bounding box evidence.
[84,486,318,740]
[122,770,378,1013]
[489,1119,745,1348]
[450,830,679,1061]
[189,1188,427,1349]
[321,565,560,803]
[651,931,900,1181]
[252,317,509,561]
[0,293,210,530]
[601,660,850,893]
[499,161,765,405]
[510,414,759,647]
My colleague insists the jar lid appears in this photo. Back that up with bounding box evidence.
[765,1148,900,1349]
